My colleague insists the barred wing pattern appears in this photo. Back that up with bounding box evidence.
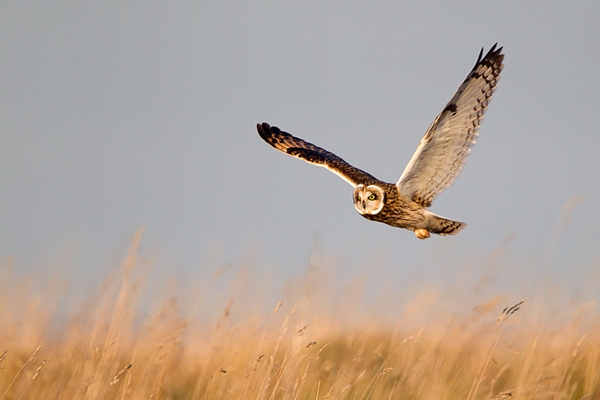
[397,44,504,207]
[257,123,378,187]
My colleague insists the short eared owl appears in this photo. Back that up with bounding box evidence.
[257,45,504,239]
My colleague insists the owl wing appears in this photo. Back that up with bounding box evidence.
[396,44,504,207]
[257,122,378,187]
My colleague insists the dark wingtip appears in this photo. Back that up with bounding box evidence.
[473,43,504,72]
[484,43,504,61]
[257,122,271,140]
[257,122,285,147]
[257,122,270,131]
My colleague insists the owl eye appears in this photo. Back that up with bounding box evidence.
[368,194,376,201]
[357,195,362,201]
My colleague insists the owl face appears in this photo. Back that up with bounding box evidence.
[353,184,385,215]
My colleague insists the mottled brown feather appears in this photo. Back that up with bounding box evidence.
[397,44,504,207]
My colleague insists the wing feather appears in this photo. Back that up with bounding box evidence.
[257,122,377,187]
[397,44,504,207]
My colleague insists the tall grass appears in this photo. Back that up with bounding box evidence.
[0,228,598,399]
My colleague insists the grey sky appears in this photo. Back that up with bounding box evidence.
[2,2,599,299]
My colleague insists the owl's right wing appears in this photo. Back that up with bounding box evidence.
[257,122,377,187]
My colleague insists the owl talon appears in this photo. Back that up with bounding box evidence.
[414,229,430,240]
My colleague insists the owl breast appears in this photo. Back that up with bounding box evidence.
[356,183,426,229]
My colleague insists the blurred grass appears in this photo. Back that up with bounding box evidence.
[0,228,598,399]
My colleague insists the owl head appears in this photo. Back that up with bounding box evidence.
[353,184,385,215]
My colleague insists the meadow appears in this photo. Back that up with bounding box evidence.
[0,228,598,399]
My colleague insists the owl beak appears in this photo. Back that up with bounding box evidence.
[362,200,366,209]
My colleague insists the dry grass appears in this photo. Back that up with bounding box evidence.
[0,228,598,399]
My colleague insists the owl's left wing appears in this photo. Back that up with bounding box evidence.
[257,122,377,187]
[397,44,504,207]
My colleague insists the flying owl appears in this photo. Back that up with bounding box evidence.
[257,44,504,239]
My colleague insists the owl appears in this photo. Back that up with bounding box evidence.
[257,44,504,239]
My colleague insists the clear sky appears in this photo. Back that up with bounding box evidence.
[2,2,599,301]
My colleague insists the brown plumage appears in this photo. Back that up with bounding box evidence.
[359,183,465,237]
[257,44,504,239]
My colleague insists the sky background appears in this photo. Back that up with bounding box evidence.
[2,2,600,306]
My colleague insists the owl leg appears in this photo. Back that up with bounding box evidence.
[414,228,430,240]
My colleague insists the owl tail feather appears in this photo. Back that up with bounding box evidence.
[417,212,466,239]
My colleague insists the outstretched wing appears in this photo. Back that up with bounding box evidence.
[397,44,504,207]
[257,122,377,187]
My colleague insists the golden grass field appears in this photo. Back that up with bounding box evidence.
[0,228,598,400]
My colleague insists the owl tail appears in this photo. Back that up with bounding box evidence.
[416,211,466,239]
